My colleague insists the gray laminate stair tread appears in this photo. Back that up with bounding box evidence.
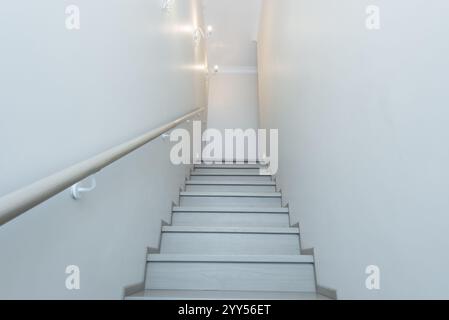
[126,290,329,300]
[186,180,276,186]
[180,191,281,198]
[199,160,268,165]
[172,206,289,213]
[191,172,271,176]
[147,254,314,263]
[162,226,299,234]
[194,164,265,169]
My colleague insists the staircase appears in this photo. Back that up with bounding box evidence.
[126,163,328,300]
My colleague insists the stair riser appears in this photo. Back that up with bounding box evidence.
[146,262,316,292]
[193,168,263,175]
[195,164,264,169]
[172,212,289,227]
[185,185,276,192]
[180,196,281,207]
[190,175,273,182]
[160,233,300,255]
[126,291,328,300]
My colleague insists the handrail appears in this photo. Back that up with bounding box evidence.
[0,107,205,226]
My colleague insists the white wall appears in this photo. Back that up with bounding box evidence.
[207,73,259,133]
[203,0,261,144]
[258,0,449,299]
[203,0,262,66]
[0,0,207,299]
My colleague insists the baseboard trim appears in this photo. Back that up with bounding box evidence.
[123,171,193,300]
[317,285,338,300]
[286,211,338,300]
[123,281,145,298]
[301,247,338,300]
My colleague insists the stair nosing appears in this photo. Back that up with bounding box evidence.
[191,173,272,177]
[172,206,289,213]
[147,254,314,264]
[125,290,328,300]
[194,165,265,169]
[180,191,281,198]
[162,226,299,234]
[199,159,268,164]
[185,181,276,186]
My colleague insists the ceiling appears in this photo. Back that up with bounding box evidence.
[202,0,262,69]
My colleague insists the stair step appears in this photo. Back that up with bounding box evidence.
[180,191,281,198]
[172,212,289,227]
[191,172,271,176]
[172,206,289,213]
[200,159,267,165]
[185,180,276,192]
[190,174,273,182]
[160,228,300,255]
[193,168,263,175]
[195,164,266,169]
[185,180,276,186]
[179,192,282,207]
[145,255,316,292]
[162,226,298,234]
[186,185,276,192]
[147,254,313,263]
[126,290,330,300]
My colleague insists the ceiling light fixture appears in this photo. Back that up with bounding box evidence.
[206,25,214,36]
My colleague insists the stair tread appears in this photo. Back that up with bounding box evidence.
[195,164,265,169]
[126,290,329,300]
[180,191,281,198]
[147,254,314,263]
[173,206,289,213]
[191,172,271,176]
[200,159,268,164]
[162,226,299,234]
[186,180,276,186]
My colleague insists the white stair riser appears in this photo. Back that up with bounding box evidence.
[180,196,281,207]
[190,175,273,182]
[125,290,328,300]
[185,185,276,192]
[172,212,289,227]
[173,207,289,214]
[195,164,264,169]
[146,262,316,292]
[193,168,262,175]
[160,233,300,255]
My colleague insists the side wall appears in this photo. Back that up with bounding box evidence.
[258,0,449,299]
[0,0,207,299]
